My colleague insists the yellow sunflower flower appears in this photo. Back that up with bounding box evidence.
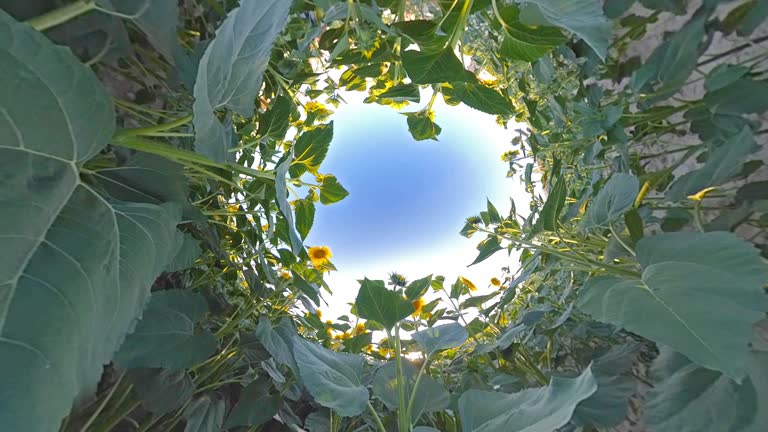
[280,271,291,280]
[308,245,332,267]
[316,309,323,319]
[460,276,478,292]
[355,322,366,336]
[412,297,425,317]
[490,277,501,287]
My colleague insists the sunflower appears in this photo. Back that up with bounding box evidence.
[460,276,477,292]
[308,245,332,267]
[315,309,323,319]
[355,322,366,336]
[490,277,501,287]
[412,297,425,317]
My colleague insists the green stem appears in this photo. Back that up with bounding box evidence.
[114,115,193,137]
[27,0,96,31]
[111,135,274,182]
[367,401,387,432]
[79,372,126,432]
[405,355,430,422]
[608,222,636,257]
[390,326,410,432]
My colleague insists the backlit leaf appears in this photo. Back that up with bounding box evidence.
[192,0,290,161]
[580,173,639,229]
[402,48,474,84]
[412,323,468,355]
[355,278,414,329]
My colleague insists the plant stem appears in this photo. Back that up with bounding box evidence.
[111,135,274,182]
[367,401,387,432]
[79,372,126,432]
[391,326,410,432]
[27,0,96,31]
[114,115,193,137]
[405,355,429,422]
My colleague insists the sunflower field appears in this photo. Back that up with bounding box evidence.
[1,0,768,431]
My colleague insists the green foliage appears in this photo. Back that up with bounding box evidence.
[458,367,597,432]
[355,278,415,329]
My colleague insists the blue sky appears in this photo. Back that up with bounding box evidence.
[305,91,529,318]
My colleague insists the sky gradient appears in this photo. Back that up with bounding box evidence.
[305,91,529,318]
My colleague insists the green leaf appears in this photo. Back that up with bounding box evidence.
[184,395,225,432]
[166,233,202,272]
[402,48,474,84]
[458,366,597,432]
[624,209,644,242]
[290,122,334,177]
[470,235,503,266]
[0,11,183,432]
[275,153,305,255]
[130,368,194,415]
[497,4,566,62]
[342,331,372,353]
[292,270,321,305]
[444,82,515,116]
[224,378,282,429]
[293,337,368,417]
[532,178,567,234]
[578,232,768,381]
[101,0,179,62]
[704,78,768,115]
[192,0,290,161]
[258,95,293,140]
[412,323,468,355]
[378,83,422,102]
[254,316,298,373]
[704,64,750,92]
[93,151,202,221]
[319,174,350,204]
[580,173,639,229]
[519,0,611,60]
[666,127,757,201]
[405,274,433,301]
[372,361,450,420]
[355,278,414,329]
[294,198,316,240]
[573,344,640,428]
[646,346,768,432]
[632,15,706,99]
[405,109,442,141]
[639,0,687,14]
[114,290,217,369]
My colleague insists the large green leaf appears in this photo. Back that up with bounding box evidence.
[704,77,768,115]
[578,232,768,381]
[114,290,217,369]
[254,316,298,373]
[292,337,368,417]
[257,95,293,140]
[101,0,179,62]
[372,361,450,421]
[666,127,756,201]
[405,109,442,141]
[184,395,225,432]
[497,4,566,62]
[519,0,610,60]
[470,235,503,266]
[646,346,768,432]
[130,368,195,415]
[290,122,334,177]
[355,278,415,329]
[402,48,474,84]
[165,233,202,272]
[458,366,597,432]
[444,82,515,116]
[192,0,290,161]
[294,198,316,240]
[318,174,349,204]
[412,323,469,356]
[0,11,182,432]
[531,178,567,234]
[224,377,282,429]
[632,15,706,99]
[573,344,640,428]
[580,173,639,229]
[405,274,433,301]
